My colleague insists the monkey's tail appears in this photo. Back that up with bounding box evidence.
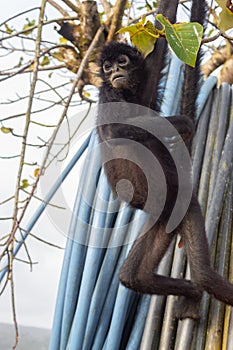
[180,0,207,121]
[141,0,179,109]
[203,269,233,306]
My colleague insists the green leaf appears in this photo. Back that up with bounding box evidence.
[215,0,233,31]
[59,37,68,44]
[156,14,203,67]
[5,23,14,34]
[52,51,65,63]
[1,126,13,134]
[40,55,50,67]
[23,18,36,35]
[21,179,29,189]
[14,57,24,68]
[118,18,160,57]
[82,90,91,98]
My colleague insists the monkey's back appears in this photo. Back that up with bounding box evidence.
[97,122,182,222]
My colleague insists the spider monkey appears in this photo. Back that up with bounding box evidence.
[97,7,233,320]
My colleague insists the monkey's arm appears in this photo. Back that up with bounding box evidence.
[98,115,194,148]
[166,116,194,145]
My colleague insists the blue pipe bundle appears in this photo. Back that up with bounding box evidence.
[48,54,219,349]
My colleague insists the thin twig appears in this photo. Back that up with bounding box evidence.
[61,0,80,14]
[20,228,64,249]
[0,196,14,205]
[22,189,66,209]
[0,41,79,82]
[8,24,106,241]
[202,31,233,45]
[0,7,40,27]
[14,257,38,265]
[100,0,112,17]
[0,18,104,347]
[128,8,158,24]
[0,64,66,79]
[0,16,79,43]
[47,0,69,16]
[202,32,221,44]
[18,229,33,272]
[0,82,70,105]
[9,2,47,348]
[45,101,92,168]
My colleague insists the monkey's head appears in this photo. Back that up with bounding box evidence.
[99,42,145,90]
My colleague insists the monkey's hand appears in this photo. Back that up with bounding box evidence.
[166,115,194,144]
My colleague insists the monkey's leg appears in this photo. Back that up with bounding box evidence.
[119,222,201,301]
[182,196,233,308]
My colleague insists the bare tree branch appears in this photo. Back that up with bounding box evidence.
[61,0,80,14]
[8,2,47,347]
[47,0,69,16]
[100,0,112,17]
[107,0,127,41]
[0,8,40,27]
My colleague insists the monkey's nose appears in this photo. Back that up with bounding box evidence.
[113,65,120,72]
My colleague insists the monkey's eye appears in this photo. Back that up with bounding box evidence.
[103,61,112,73]
[117,55,130,67]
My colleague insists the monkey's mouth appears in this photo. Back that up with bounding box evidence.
[112,73,127,82]
[111,73,128,89]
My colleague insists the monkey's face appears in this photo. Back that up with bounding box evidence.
[103,54,130,89]
[99,42,145,94]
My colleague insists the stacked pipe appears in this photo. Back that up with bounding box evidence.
[49,50,233,348]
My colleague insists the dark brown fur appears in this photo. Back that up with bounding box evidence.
[97,41,233,320]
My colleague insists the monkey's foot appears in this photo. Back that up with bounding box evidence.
[175,296,201,320]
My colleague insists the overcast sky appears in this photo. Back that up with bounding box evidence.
[0,0,78,329]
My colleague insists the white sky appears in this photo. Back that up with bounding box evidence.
[0,0,85,330]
